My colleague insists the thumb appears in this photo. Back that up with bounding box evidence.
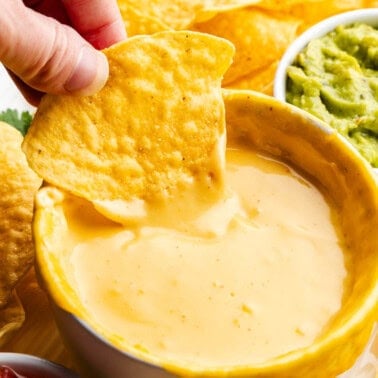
[0,1,109,99]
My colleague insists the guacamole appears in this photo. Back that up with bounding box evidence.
[286,23,378,168]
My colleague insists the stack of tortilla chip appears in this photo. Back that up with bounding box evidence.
[0,122,41,346]
[117,0,378,94]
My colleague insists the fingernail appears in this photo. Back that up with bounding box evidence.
[64,46,109,95]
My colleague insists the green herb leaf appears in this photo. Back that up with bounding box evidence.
[0,109,33,136]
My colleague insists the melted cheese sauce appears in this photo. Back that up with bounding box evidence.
[58,147,347,369]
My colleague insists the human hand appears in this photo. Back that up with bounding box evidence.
[1,0,127,105]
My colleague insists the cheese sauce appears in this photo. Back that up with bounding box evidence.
[56,146,347,368]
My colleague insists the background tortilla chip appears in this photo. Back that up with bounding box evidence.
[0,122,41,307]
[224,61,278,94]
[192,8,300,84]
[288,0,368,32]
[118,3,171,36]
[194,0,261,23]
[0,268,73,367]
[0,292,24,348]
[117,0,378,91]
[117,0,205,29]
[254,0,320,10]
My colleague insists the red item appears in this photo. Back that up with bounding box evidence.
[0,366,27,378]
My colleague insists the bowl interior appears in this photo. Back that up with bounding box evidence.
[223,89,378,374]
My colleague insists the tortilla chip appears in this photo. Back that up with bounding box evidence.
[194,0,261,24]
[22,31,234,207]
[0,292,25,348]
[117,0,269,29]
[224,60,278,95]
[0,267,72,366]
[288,0,366,32]
[256,0,321,11]
[118,2,171,36]
[207,0,260,7]
[0,122,42,307]
[192,8,300,84]
[117,0,206,29]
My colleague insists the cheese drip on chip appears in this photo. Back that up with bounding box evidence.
[0,122,42,345]
[22,31,235,227]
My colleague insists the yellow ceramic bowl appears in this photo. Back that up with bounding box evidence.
[33,90,378,378]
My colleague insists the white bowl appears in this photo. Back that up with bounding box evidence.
[274,8,378,101]
[0,353,78,378]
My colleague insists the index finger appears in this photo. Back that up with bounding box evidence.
[61,0,127,49]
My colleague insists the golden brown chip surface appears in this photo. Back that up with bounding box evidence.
[192,8,300,84]
[288,0,367,33]
[0,122,42,307]
[117,0,205,29]
[22,31,234,205]
[117,0,267,29]
[224,61,278,95]
[0,292,25,348]
[118,2,171,36]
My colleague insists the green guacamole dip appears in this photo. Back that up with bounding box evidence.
[286,23,378,168]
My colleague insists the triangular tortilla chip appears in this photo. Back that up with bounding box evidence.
[23,32,234,213]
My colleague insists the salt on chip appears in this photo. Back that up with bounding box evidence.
[22,31,234,210]
[192,7,300,85]
[0,122,42,307]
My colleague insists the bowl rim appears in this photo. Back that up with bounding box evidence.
[273,8,378,101]
[0,352,78,377]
